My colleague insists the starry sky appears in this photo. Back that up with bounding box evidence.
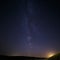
[0,0,60,57]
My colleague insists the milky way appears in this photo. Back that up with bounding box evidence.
[22,1,33,56]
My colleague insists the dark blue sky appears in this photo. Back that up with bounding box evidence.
[0,0,60,57]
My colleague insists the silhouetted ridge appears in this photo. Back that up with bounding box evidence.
[47,53,60,60]
[0,55,47,60]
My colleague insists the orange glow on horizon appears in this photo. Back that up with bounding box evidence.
[46,52,55,58]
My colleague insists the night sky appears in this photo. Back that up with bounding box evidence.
[0,0,60,57]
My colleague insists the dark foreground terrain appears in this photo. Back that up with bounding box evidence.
[0,53,60,60]
[0,55,47,60]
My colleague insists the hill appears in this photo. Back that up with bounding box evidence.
[0,55,47,60]
[47,53,60,60]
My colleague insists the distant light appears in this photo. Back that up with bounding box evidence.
[11,53,19,56]
[47,52,55,58]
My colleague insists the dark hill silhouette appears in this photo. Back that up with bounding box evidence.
[0,55,47,60]
[47,53,60,60]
